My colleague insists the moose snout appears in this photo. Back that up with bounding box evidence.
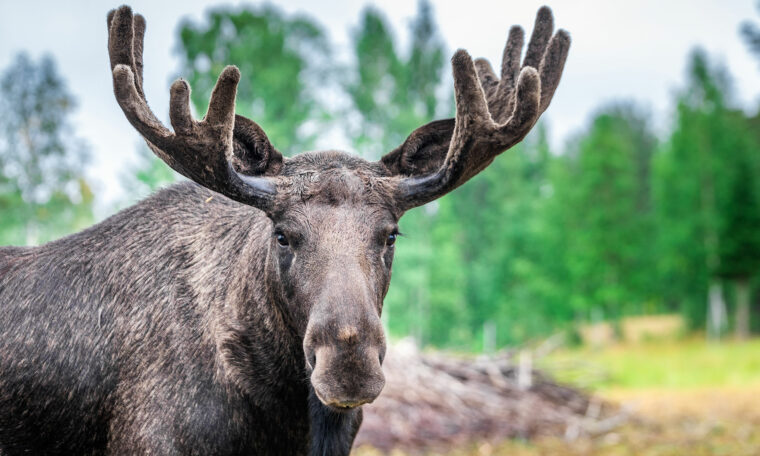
[304,322,386,410]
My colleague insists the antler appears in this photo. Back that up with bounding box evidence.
[107,6,280,211]
[394,7,570,210]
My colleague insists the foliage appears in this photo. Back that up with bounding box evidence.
[552,104,658,321]
[345,0,447,159]
[741,2,760,66]
[176,4,331,154]
[0,53,92,245]
[716,154,760,280]
[654,49,759,328]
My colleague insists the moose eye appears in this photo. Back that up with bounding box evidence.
[386,233,397,246]
[275,233,289,247]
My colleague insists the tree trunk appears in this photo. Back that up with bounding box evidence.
[707,280,727,342]
[735,278,751,340]
[483,320,496,354]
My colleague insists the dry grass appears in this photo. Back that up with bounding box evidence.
[479,384,760,456]
[355,338,760,455]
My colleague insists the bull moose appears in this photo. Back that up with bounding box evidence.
[0,5,570,455]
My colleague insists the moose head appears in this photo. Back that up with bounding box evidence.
[106,6,570,410]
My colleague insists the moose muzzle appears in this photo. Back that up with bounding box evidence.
[304,314,386,409]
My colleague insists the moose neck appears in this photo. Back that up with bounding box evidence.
[173,185,306,399]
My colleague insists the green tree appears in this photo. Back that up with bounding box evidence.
[563,104,657,320]
[0,53,93,246]
[716,151,760,339]
[738,0,760,338]
[654,49,755,338]
[741,2,760,66]
[176,5,331,154]
[440,125,563,347]
[346,0,447,160]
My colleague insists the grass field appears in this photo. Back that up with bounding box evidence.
[356,338,760,455]
[505,338,760,455]
[542,338,760,391]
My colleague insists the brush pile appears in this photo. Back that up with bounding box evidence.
[354,339,627,453]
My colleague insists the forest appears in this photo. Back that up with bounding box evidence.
[1,1,759,352]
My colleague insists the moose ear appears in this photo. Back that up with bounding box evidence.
[231,114,284,176]
[380,118,454,177]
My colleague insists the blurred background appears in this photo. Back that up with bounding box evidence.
[2,0,760,454]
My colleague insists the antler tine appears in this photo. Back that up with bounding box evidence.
[395,7,567,210]
[112,64,173,150]
[169,79,194,136]
[452,50,491,130]
[108,6,146,99]
[132,14,146,98]
[474,6,570,121]
[474,26,520,115]
[505,66,541,136]
[523,6,554,69]
[206,66,240,127]
[500,26,525,94]
[473,60,497,101]
[109,6,170,152]
[107,6,279,211]
[538,29,570,113]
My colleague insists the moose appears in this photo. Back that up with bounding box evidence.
[0,5,569,455]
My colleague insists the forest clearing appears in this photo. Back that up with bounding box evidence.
[355,338,760,455]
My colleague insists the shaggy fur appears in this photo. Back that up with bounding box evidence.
[0,5,570,455]
[0,176,378,455]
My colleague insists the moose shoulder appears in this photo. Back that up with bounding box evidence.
[0,5,569,455]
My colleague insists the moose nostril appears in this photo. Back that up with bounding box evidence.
[304,346,317,370]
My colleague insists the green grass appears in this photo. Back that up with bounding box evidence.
[541,337,760,391]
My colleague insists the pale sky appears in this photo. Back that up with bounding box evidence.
[1,0,759,211]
